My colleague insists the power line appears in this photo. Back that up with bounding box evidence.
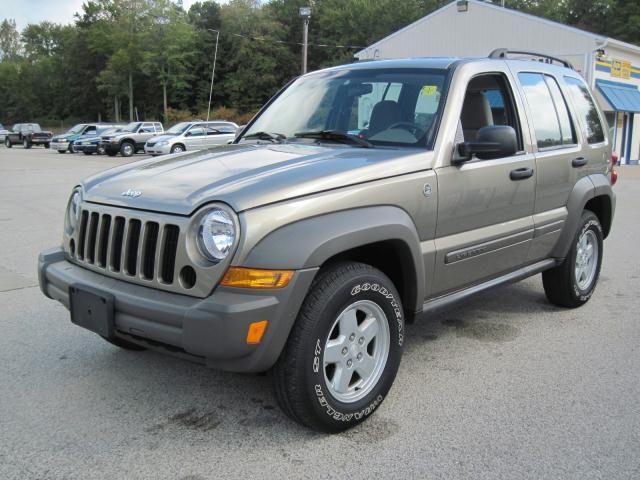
[230,32,365,50]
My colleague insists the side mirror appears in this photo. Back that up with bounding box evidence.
[453,125,518,164]
[184,131,192,137]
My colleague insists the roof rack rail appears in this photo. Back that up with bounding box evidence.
[488,48,574,70]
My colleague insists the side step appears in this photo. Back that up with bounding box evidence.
[420,258,558,317]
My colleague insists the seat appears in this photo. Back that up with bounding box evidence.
[368,100,402,136]
[461,92,494,140]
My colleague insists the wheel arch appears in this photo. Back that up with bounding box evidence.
[242,206,425,316]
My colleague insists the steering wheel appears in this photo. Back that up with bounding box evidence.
[387,122,426,139]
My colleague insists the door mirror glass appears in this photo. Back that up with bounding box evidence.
[454,125,518,163]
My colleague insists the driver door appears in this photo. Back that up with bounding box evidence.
[432,70,536,296]
[184,125,206,150]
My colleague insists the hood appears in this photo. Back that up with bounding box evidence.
[54,133,77,141]
[81,143,434,215]
[147,134,176,144]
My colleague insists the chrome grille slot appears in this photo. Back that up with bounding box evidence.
[125,219,142,276]
[97,215,111,267]
[111,216,126,272]
[142,222,159,280]
[86,212,99,264]
[77,210,89,260]
[161,225,180,284]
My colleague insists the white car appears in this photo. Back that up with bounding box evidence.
[145,121,238,155]
[0,123,9,143]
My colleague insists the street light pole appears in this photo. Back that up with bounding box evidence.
[299,7,311,74]
[206,28,220,122]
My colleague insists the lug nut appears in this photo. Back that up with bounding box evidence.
[347,359,353,367]
[342,347,348,355]
[358,337,365,345]
[357,353,363,360]
[349,333,355,341]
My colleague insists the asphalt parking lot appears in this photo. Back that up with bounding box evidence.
[1,146,639,480]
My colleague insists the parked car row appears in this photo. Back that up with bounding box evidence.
[1,119,240,157]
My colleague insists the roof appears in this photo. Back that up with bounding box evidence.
[312,57,460,73]
[596,79,640,113]
[356,0,640,58]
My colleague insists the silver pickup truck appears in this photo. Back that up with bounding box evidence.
[39,50,616,432]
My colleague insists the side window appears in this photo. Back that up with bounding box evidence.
[140,123,154,133]
[460,73,523,151]
[518,73,563,149]
[564,76,605,144]
[188,127,205,137]
[544,76,576,145]
[154,123,163,132]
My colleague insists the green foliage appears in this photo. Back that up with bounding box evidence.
[0,0,638,126]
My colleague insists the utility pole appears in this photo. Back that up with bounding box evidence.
[206,29,220,122]
[299,7,311,74]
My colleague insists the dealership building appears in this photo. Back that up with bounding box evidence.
[355,0,640,164]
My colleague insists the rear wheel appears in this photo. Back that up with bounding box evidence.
[273,262,404,432]
[57,150,66,154]
[543,210,603,308]
[5,138,11,148]
[44,142,50,149]
[120,142,134,157]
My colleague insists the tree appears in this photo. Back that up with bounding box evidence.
[0,19,21,61]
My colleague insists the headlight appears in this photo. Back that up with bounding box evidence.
[67,190,81,231]
[157,141,169,146]
[197,209,236,262]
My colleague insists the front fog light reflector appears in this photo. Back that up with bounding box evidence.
[221,267,294,289]
[197,209,235,261]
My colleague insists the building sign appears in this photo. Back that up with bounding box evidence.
[611,59,632,79]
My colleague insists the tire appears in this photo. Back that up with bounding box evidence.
[101,335,147,351]
[57,150,66,154]
[107,151,117,157]
[170,143,185,154]
[44,143,50,149]
[68,142,76,153]
[5,138,11,148]
[273,261,404,432]
[543,210,603,308]
[23,139,32,149]
[97,145,106,155]
[120,142,134,157]
[83,151,93,155]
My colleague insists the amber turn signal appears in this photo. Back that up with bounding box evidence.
[246,320,269,344]
[220,267,294,289]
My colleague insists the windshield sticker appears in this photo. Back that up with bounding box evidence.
[420,85,438,96]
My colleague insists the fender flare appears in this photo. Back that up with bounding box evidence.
[243,206,426,312]
[551,173,614,258]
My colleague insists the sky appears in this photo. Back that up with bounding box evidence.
[1,0,219,31]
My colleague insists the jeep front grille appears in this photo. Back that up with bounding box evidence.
[75,208,180,284]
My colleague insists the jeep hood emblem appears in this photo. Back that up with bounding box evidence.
[121,189,142,198]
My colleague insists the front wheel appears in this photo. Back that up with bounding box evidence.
[543,210,603,308]
[170,143,185,154]
[44,142,50,149]
[120,142,134,157]
[57,150,66,154]
[273,262,404,432]
[97,145,106,155]
[68,142,76,153]
[23,139,32,149]
[83,151,93,155]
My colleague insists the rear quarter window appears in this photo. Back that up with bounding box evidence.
[564,76,605,144]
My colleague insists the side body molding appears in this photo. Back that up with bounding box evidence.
[551,173,615,259]
[243,206,426,313]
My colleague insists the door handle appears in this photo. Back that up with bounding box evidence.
[510,167,534,181]
[572,157,588,167]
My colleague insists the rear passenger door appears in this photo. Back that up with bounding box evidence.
[433,68,536,296]
[513,71,606,262]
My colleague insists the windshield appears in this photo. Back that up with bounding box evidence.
[122,122,141,132]
[69,124,85,134]
[242,68,448,148]
[25,124,42,132]
[166,122,192,135]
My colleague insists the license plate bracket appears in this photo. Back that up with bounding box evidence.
[69,284,115,338]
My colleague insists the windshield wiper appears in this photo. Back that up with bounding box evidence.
[243,131,287,143]
[294,130,374,148]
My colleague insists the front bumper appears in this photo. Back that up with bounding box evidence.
[38,247,317,372]
[145,144,171,155]
[50,141,70,151]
